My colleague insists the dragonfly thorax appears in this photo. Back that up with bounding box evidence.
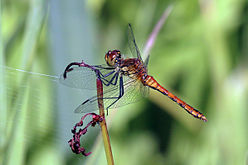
[105,50,122,67]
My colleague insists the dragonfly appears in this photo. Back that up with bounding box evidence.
[60,24,207,122]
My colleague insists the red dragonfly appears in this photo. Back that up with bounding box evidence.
[60,24,207,122]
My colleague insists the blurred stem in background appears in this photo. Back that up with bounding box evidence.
[0,0,7,163]
[1,0,60,164]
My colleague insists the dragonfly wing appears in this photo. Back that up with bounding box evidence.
[73,77,121,113]
[59,66,116,90]
[74,95,99,113]
[73,76,147,113]
[108,78,148,109]
[127,24,143,63]
[59,67,97,90]
[144,54,150,68]
[73,87,118,113]
[140,82,150,97]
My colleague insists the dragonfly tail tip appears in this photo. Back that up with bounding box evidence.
[202,117,208,122]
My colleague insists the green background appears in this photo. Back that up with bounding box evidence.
[1,0,247,165]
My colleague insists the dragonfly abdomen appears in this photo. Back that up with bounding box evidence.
[143,75,207,122]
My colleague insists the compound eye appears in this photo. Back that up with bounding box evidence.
[109,55,116,66]
[105,51,116,66]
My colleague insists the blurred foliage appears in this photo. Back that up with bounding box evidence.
[1,0,248,165]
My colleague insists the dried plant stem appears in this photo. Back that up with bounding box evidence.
[143,5,173,60]
[96,78,114,165]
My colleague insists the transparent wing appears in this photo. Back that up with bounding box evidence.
[139,81,150,97]
[127,24,143,62]
[74,76,148,113]
[144,54,150,68]
[109,78,149,109]
[59,66,115,90]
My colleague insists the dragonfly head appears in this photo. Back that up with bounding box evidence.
[105,50,121,66]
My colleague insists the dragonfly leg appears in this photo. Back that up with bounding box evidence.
[99,71,119,86]
[93,65,120,85]
[94,65,115,70]
[94,68,119,86]
[101,70,116,78]
[101,72,119,86]
[105,75,124,114]
[83,74,124,114]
